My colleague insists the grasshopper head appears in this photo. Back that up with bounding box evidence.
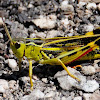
[10,40,25,59]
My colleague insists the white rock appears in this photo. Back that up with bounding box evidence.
[61,18,69,28]
[83,91,100,100]
[82,80,99,92]
[36,32,46,39]
[73,96,82,100]
[54,67,86,90]
[84,24,94,32]
[83,93,92,100]
[42,78,48,83]
[31,89,44,98]
[0,79,9,93]
[28,3,33,8]
[48,15,57,20]
[67,33,74,37]
[21,95,29,100]
[0,33,3,38]
[97,3,100,11]
[8,80,18,90]
[65,96,72,100]
[86,3,97,9]
[91,0,100,3]
[9,49,13,55]
[62,96,68,100]
[0,17,4,25]
[61,0,69,7]
[30,33,36,38]
[21,89,44,100]
[18,6,27,12]
[82,65,96,75]
[61,3,74,12]
[32,15,56,29]
[20,76,30,83]
[46,30,60,38]
[0,85,5,93]
[8,59,17,70]
[90,90,100,100]
[78,2,86,8]
[71,0,75,2]
[45,91,55,98]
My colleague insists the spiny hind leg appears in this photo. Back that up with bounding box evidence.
[29,59,33,90]
[57,59,80,81]
[40,58,80,81]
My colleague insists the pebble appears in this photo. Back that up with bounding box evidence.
[36,32,46,38]
[0,43,5,50]
[90,90,100,100]
[61,0,69,8]
[32,15,56,29]
[46,30,60,38]
[0,33,3,38]
[9,49,14,55]
[0,17,4,25]
[67,33,74,37]
[61,96,68,100]
[48,14,57,20]
[8,80,18,90]
[95,16,100,23]
[0,79,9,93]
[28,3,33,8]
[20,76,30,84]
[11,22,28,38]
[54,67,86,90]
[21,89,44,100]
[60,18,69,28]
[8,59,17,70]
[41,78,48,83]
[82,80,99,92]
[92,0,100,3]
[83,93,92,100]
[18,6,27,12]
[86,3,97,9]
[31,89,44,98]
[73,96,82,100]
[0,85,5,93]
[82,65,96,75]
[84,24,94,32]
[97,3,100,11]
[65,96,72,100]
[45,91,55,98]
[79,0,91,2]
[78,2,86,8]
[61,3,74,12]
[83,90,100,100]
[30,33,36,38]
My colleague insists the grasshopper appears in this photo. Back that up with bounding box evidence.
[1,18,100,90]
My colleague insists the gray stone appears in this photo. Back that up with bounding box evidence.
[82,80,99,92]
[54,67,86,90]
[0,79,9,93]
[21,89,44,100]
[82,65,96,75]
[8,59,17,70]
[32,15,56,29]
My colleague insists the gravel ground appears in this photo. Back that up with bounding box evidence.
[0,0,100,100]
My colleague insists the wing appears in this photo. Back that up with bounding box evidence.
[40,28,100,63]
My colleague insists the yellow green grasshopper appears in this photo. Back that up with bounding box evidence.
[2,18,100,89]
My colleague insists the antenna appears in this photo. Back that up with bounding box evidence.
[0,17,13,44]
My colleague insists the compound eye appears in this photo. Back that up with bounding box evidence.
[15,42,20,49]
